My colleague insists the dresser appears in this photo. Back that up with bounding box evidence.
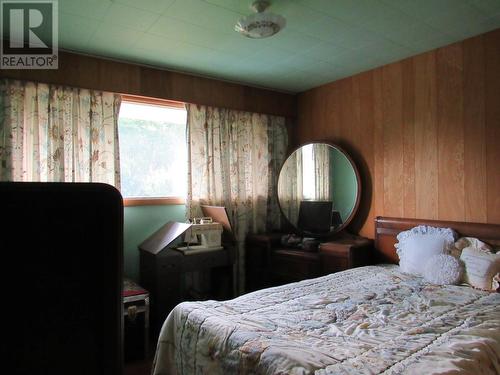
[245,231,373,292]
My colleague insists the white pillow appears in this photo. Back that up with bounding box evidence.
[460,247,500,291]
[398,235,447,275]
[423,254,463,285]
[395,225,457,276]
[453,237,492,258]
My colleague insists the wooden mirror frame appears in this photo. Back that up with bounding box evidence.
[276,142,362,237]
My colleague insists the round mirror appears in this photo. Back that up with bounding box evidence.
[277,142,361,237]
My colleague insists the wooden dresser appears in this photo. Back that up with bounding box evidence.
[245,232,373,292]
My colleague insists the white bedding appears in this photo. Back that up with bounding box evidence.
[152,264,500,374]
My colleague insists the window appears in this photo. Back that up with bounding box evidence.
[118,97,187,206]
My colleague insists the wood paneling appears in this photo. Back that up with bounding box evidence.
[414,52,438,221]
[296,28,500,238]
[437,44,465,221]
[401,59,416,218]
[463,37,487,222]
[0,51,296,118]
[381,63,404,218]
[485,30,500,223]
[372,69,385,235]
[350,72,375,235]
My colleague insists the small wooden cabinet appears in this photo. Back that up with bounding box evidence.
[245,232,373,292]
[140,247,235,337]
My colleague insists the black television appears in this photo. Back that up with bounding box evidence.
[297,200,333,235]
[0,182,123,375]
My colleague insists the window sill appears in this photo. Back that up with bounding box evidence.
[124,197,185,207]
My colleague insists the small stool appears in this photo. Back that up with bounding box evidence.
[123,278,149,361]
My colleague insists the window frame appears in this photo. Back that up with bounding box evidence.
[119,94,187,207]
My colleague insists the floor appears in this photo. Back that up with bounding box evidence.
[124,359,153,375]
[124,338,156,375]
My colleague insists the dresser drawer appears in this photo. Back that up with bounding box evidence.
[272,251,320,282]
[323,256,348,273]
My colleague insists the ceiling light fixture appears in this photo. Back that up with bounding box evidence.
[234,1,286,39]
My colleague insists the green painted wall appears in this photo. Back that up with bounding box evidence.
[124,204,186,281]
[330,150,358,223]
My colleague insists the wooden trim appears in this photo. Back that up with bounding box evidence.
[0,51,296,117]
[124,197,185,207]
[121,94,185,109]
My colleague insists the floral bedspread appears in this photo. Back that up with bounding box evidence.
[152,265,500,375]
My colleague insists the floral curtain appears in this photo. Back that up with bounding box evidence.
[277,149,303,226]
[0,79,121,186]
[313,143,330,200]
[186,104,288,294]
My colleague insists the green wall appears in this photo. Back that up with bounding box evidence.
[330,150,358,223]
[124,204,186,281]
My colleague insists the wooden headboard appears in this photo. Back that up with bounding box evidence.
[374,216,500,264]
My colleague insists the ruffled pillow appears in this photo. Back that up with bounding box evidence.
[395,225,457,276]
[423,254,463,285]
[395,225,457,250]
[452,237,492,258]
[460,248,500,291]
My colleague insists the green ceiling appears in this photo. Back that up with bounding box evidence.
[56,0,500,93]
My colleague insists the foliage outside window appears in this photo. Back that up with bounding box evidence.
[118,99,187,205]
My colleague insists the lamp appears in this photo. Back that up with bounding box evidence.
[234,1,286,39]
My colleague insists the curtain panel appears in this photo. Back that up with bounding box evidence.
[186,104,288,293]
[313,143,330,200]
[0,79,121,186]
[277,149,303,225]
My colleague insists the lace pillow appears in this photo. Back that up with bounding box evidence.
[460,247,500,291]
[395,225,457,276]
[423,254,463,285]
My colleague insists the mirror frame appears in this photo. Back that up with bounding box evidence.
[277,142,362,237]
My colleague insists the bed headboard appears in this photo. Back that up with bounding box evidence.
[374,216,500,264]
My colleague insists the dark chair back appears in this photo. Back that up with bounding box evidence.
[0,182,123,375]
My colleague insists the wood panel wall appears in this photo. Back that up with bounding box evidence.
[0,51,296,118]
[295,28,500,239]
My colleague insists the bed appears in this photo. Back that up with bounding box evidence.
[152,217,500,374]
